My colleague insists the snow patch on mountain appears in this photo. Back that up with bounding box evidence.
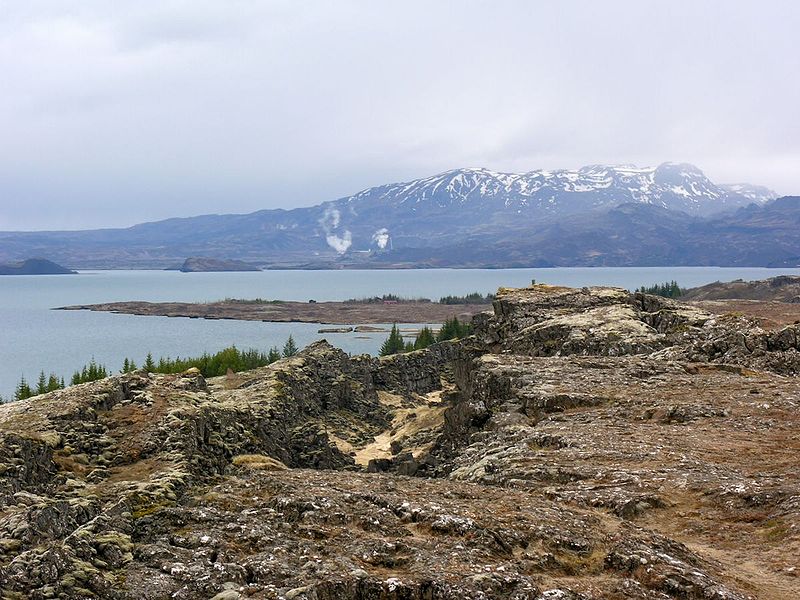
[340,163,775,218]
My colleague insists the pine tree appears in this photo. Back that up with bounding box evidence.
[282,335,298,358]
[380,324,406,356]
[144,352,156,372]
[436,317,471,342]
[267,346,281,363]
[36,371,47,395]
[47,374,61,392]
[413,326,436,350]
[15,376,33,401]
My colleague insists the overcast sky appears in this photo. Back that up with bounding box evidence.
[1,1,798,230]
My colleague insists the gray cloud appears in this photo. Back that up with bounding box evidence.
[0,1,798,230]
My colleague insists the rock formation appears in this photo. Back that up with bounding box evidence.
[1,284,799,598]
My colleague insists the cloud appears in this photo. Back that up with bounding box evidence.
[371,228,390,249]
[1,1,799,230]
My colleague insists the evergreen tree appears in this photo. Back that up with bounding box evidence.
[436,317,472,342]
[637,280,684,299]
[70,359,109,385]
[144,352,156,372]
[380,324,406,356]
[14,376,33,401]
[47,374,61,392]
[282,335,298,357]
[267,346,281,363]
[413,326,436,350]
[36,371,47,395]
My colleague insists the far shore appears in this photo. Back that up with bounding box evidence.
[55,299,492,325]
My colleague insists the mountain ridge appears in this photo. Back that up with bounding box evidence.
[0,163,791,269]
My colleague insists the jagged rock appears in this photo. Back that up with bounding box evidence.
[2,284,799,598]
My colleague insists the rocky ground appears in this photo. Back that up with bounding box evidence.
[2,283,800,599]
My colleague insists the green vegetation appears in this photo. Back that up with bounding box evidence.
[346,294,431,304]
[70,359,109,385]
[347,292,495,305]
[282,335,298,358]
[637,280,685,298]
[414,326,436,350]
[6,318,477,402]
[209,291,497,306]
[140,346,279,377]
[14,376,33,401]
[219,297,285,304]
[6,334,301,403]
[380,318,472,356]
[436,316,472,341]
[121,357,138,373]
[379,324,406,356]
[438,292,495,304]
[14,369,73,401]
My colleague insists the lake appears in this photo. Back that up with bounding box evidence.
[2,266,800,400]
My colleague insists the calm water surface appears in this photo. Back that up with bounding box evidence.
[2,267,799,399]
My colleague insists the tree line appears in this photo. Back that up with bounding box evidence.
[637,280,685,298]
[379,317,472,356]
[8,335,300,402]
[438,292,495,305]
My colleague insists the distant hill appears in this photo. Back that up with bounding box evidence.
[0,258,76,275]
[174,257,261,272]
[682,275,800,302]
[0,163,794,269]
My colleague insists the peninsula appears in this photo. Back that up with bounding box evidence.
[172,257,261,272]
[56,298,491,324]
[0,258,76,275]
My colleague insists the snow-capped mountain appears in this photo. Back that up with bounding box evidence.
[0,162,790,269]
[338,163,775,218]
[301,162,777,255]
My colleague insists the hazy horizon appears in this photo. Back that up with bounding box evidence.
[2,1,798,231]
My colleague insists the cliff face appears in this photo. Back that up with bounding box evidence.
[1,286,799,598]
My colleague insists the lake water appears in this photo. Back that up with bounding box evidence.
[2,266,800,400]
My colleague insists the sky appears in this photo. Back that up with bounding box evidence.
[1,1,798,231]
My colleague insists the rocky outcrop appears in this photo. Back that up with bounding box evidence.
[2,283,800,598]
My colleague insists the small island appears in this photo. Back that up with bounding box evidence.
[0,258,76,275]
[172,257,262,272]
